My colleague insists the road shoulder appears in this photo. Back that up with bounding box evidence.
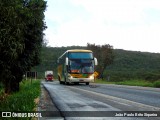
[38,83,63,120]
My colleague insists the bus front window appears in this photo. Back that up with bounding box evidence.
[69,60,81,73]
[69,59,94,74]
[81,60,94,74]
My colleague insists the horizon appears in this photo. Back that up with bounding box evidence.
[44,45,160,54]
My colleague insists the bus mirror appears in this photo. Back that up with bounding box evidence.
[94,57,98,65]
[66,57,69,65]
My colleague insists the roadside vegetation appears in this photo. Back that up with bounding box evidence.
[0,80,40,120]
[0,0,46,93]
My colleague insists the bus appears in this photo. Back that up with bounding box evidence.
[57,49,98,85]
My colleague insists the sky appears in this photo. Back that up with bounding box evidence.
[44,0,160,53]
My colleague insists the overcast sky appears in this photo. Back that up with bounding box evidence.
[44,0,160,53]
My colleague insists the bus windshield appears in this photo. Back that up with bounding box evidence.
[69,59,94,74]
[68,52,93,59]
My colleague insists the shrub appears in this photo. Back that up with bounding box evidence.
[153,80,160,88]
[0,80,40,120]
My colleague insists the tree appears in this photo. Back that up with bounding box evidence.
[87,43,114,79]
[0,0,47,93]
[0,0,25,93]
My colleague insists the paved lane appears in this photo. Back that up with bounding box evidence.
[42,81,160,120]
[70,83,160,108]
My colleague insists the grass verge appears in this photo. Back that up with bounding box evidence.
[0,80,41,120]
[95,79,160,88]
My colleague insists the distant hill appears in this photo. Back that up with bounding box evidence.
[32,47,160,81]
[105,49,160,81]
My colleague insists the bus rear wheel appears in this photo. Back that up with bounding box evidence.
[60,81,63,84]
[58,76,62,84]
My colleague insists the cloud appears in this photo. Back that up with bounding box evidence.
[44,0,160,52]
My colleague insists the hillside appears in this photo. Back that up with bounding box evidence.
[105,49,160,81]
[32,47,160,81]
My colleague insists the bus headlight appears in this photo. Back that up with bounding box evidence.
[89,74,94,79]
[68,74,73,79]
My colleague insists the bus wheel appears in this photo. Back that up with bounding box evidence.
[64,77,69,85]
[65,82,69,85]
[60,81,63,84]
[58,76,62,84]
[86,82,89,85]
[74,82,79,85]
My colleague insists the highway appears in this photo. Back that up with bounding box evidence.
[42,81,160,120]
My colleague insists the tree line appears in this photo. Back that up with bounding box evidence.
[0,0,47,93]
[33,46,160,82]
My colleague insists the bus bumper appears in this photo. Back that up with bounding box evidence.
[68,78,94,83]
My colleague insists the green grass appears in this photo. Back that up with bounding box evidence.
[153,80,160,88]
[0,80,41,120]
[95,79,116,84]
[95,79,160,88]
[116,79,153,87]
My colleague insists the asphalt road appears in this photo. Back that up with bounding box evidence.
[42,80,160,120]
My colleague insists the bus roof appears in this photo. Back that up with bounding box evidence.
[58,49,92,60]
[67,49,92,53]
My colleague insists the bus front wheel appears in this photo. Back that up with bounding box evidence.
[65,81,69,85]
[65,78,69,85]
[86,82,89,85]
